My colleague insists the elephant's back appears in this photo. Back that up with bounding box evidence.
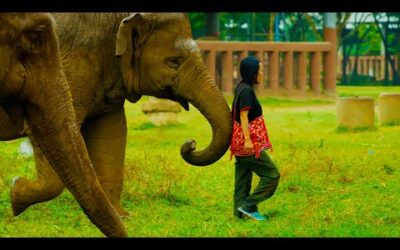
[52,13,130,50]
[50,13,128,122]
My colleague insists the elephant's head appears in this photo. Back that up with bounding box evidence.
[0,13,126,237]
[116,13,232,166]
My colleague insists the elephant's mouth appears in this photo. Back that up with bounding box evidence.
[161,86,189,111]
[173,95,189,111]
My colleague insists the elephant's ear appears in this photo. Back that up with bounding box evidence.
[115,13,155,56]
[115,13,154,100]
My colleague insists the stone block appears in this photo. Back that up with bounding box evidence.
[378,93,400,126]
[337,96,375,130]
[141,97,181,126]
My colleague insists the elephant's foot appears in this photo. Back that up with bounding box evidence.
[11,177,36,216]
[10,176,64,216]
[113,203,130,218]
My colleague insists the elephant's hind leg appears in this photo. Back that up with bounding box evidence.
[82,107,129,217]
[11,137,65,216]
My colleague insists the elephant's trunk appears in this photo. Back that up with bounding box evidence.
[23,64,127,237]
[176,51,232,166]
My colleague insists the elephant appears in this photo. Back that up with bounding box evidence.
[0,13,127,237]
[10,13,232,220]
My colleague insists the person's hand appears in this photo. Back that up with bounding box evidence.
[244,138,253,150]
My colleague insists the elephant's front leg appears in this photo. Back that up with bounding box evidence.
[11,107,129,217]
[82,107,129,217]
[11,133,65,216]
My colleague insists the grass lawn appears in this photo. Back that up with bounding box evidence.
[0,86,399,237]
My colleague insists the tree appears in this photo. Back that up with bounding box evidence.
[340,13,374,85]
[336,13,352,51]
[206,13,219,38]
[373,12,400,85]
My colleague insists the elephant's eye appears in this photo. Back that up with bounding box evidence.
[167,57,183,69]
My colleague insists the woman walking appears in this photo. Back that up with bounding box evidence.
[230,56,280,221]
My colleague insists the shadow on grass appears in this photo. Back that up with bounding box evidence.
[380,121,400,127]
[263,209,281,220]
[335,126,378,133]
[133,122,186,130]
[235,209,281,222]
[154,193,193,207]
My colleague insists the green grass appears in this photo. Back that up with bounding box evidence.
[0,86,400,237]
[337,86,400,99]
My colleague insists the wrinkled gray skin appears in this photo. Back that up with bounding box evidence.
[0,13,127,237]
[10,13,232,223]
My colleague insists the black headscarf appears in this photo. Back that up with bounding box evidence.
[239,56,260,87]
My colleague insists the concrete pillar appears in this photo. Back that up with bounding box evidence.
[268,51,279,90]
[378,93,400,125]
[337,97,375,130]
[374,58,379,80]
[255,50,265,91]
[297,52,307,91]
[221,50,233,94]
[346,58,351,74]
[376,58,382,80]
[236,50,248,80]
[362,59,367,75]
[367,58,371,76]
[323,13,337,94]
[357,58,362,75]
[351,57,355,73]
[310,52,321,94]
[372,58,376,78]
[204,50,216,82]
[239,50,248,62]
[283,51,293,90]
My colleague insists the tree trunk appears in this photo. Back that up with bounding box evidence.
[206,13,219,38]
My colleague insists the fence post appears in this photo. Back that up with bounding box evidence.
[323,13,337,95]
[311,52,321,94]
[204,50,216,83]
[283,51,294,91]
[268,51,279,90]
[236,50,248,81]
[255,50,265,91]
[221,50,233,94]
[297,52,307,91]
[239,50,248,62]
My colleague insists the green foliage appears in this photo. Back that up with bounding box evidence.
[0,86,400,237]
[346,24,382,56]
[338,75,383,86]
[188,12,325,42]
[188,12,207,39]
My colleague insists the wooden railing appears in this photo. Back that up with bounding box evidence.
[338,55,398,81]
[196,41,336,96]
